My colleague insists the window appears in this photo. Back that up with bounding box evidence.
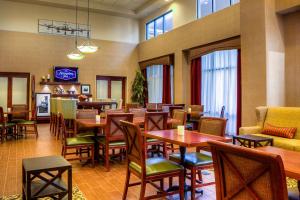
[146,65,174,103]
[146,11,173,40]
[96,76,126,102]
[197,0,239,19]
[201,49,238,134]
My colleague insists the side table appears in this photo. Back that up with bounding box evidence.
[22,156,72,200]
[233,134,273,148]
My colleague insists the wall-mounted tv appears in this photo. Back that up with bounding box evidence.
[53,66,79,82]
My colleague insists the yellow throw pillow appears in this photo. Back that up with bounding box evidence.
[262,123,297,139]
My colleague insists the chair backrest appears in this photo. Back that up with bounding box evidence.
[144,112,168,131]
[120,120,146,176]
[220,106,225,118]
[0,107,5,124]
[125,103,140,112]
[12,104,28,120]
[146,103,157,109]
[172,110,187,129]
[189,105,204,120]
[208,141,288,200]
[76,109,98,119]
[117,99,123,109]
[129,108,146,118]
[60,99,77,120]
[169,105,185,117]
[105,113,134,142]
[198,117,227,136]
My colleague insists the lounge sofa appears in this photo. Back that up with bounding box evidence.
[239,107,300,151]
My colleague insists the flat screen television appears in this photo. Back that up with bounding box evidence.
[53,66,78,82]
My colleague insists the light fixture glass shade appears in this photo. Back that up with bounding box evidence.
[77,40,98,53]
[67,48,85,60]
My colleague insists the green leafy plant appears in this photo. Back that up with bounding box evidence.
[131,70,145,105]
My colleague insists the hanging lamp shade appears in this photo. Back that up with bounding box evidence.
[77,40,98,53]
[67,48,85,60]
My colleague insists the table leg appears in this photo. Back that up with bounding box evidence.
[93,127,99,161]
[68,168,72,200]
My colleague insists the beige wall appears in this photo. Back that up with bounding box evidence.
[0,0,139,43]
[284,11,300,106]
[139,0,196,42]
[138,4,240,104]
[0,30,139,104]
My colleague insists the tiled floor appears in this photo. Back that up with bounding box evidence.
[0,124,216,200]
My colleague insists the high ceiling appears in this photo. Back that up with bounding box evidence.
[6,0,172,18]
[93,0,150,11]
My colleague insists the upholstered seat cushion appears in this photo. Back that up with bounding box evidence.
[129,157,183,176]
[76,132,95,138]
[253,134,300,151]
[66,137,94,146]
[11,119,26,123]
[97,137,125,147]
[0,123,16,127]
[17,120,36,125]
[169,152,212,166]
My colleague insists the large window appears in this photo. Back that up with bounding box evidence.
[197,0,239,18]
[146,11,173,40]
[201,49,238,134]
[96,76,126,102]
[146,65,174,103]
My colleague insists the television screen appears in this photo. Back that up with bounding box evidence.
[53,66,78,82]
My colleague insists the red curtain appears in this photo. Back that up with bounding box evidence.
[236,49,242,134]
[162,65,171,104]
[190,57,202,105]
[142,69,148,106]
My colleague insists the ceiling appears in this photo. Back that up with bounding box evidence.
[6,0,172,18]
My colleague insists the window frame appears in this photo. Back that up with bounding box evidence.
[96,75,126,103]
[197,0,238,19]
[145,10,173,40]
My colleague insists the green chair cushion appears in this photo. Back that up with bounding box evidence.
[147,138,159,143]
[97,137,125,147]
[11,119,26,123]
[130,157,183,176]
[17,120,36,125]
[0,123,16,127]
[66,137,94,146]
[76,132,95,138]
[169,152,212,166]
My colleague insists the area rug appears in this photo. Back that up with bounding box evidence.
[1,186,86,200]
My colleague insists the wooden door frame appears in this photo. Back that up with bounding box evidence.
[0,72,30,108]
[96,75,126,104]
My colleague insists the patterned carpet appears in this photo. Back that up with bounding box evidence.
[1,186,86,200]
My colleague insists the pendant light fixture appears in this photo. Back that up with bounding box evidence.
[67,0,85,60]
[77,0,98,54]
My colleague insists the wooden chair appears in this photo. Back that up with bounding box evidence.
[208,140,288,200]
[169,117,227,200]
[125,103,140,113]
[188,105,204,120]
[17,108,38,138]
[0,107,17,142]
[60,113,95,167]
[146,103,163,112]
[97,113,134,171]
[144,112,168,157]
[129,108,146,118]
[75,109,98,138]
[167,110,187,153]
[120,120,184,200]
[169,105,185,118]
[11,104,28,123]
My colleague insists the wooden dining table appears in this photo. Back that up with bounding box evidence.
[144,129,232,198]
[257,146,300,196]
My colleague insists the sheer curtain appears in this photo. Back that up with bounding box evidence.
[201,49,238,134]
[147,65,163,103]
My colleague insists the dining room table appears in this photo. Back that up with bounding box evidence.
[144,129,232,198]
[257,146,300,198]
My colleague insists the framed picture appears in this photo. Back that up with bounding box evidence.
[36,93,51,117]
[81,84,91,94]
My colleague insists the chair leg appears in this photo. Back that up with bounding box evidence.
[122,168,131,200]
[197,169,203,182]
[91,145,95,168]
[191,168,196,200]
[35,124,38,138]
[160,179,164,191]
[105,146,110,171]
[139,181,146,200]
[179,171,185,200]
[169,177,173,188]
[61,146,64,156]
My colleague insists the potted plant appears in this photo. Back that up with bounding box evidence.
[131,70,146,106]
